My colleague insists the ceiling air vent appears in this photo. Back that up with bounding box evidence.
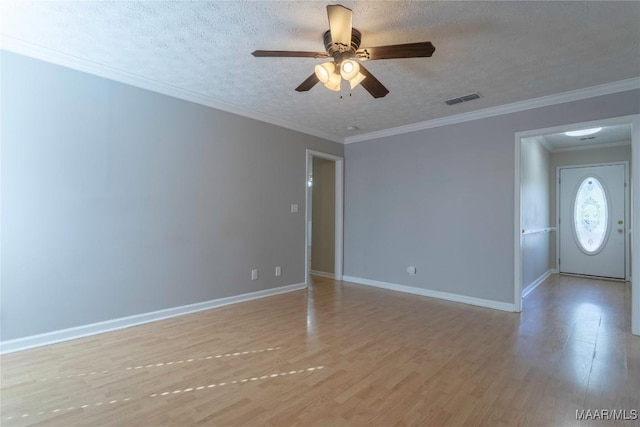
[579,136,596,141]
[445,92,481,106]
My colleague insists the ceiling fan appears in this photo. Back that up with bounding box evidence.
[252,4,435,98]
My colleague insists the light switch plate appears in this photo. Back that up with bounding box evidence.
[291,204,298,213]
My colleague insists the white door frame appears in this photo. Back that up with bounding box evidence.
[514,114,639,336]
[556,162,629,279]
[305,150,344,282]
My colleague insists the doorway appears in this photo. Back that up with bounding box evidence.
[558,163,627,279]
[305,150,343,282]
[514,114,639,336]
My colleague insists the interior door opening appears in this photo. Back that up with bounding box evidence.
[514,115,639,336]
[305,150,343,283]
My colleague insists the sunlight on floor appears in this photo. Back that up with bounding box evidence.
[8,346,283,385]
[2,342,327,423]
[3,365,326,422]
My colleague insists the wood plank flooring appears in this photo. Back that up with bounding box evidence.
[1,274,638,426]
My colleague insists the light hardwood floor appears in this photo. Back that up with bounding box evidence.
[1,274,638,426]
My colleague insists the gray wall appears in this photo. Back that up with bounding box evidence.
[311,158,335,274]
[0,51,343,340]
[521,137,552,289]
[549,144,632,272]
[344,89,639,304]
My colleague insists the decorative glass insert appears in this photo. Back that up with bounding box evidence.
[573,176,608,253]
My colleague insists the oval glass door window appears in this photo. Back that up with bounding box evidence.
[573,176,608,254]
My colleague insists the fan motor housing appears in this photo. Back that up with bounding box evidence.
[323,28,362,58]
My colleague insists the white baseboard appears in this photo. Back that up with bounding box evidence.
[522,269,556,299]
[0,283,306,354]
[342,275,516,312]
[310,270,335,279]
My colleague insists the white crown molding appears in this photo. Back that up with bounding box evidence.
[342,275,516,312]
[536,136,554,152]
[0,282,306,354]
[0,36,343,144]
[3,36,639,146]
[345,78,640,144]
[548,140,631,153]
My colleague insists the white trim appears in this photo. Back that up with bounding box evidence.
[4,37,639,147]
[342,276,516,312]
[0,37,343,144]
[631,116,640,335]
[522,227,556,235]
[537,136,554,152]
[548,140,631,153]
[346,79,640,144]
[0,283,306,354]
[305,150,344,282]
[310,270,335,279]
[516,115,639,140]
[334,156,344,281]
[514,131,523,312]
[522,269,556,299]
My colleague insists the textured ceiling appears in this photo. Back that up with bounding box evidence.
[2,1,639,142]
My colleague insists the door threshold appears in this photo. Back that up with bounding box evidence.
[559,272,627,282]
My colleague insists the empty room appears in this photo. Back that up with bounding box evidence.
[1,1,639,426]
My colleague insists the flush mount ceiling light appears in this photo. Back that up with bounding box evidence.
[252,5,436,98]
[564,127,602,137]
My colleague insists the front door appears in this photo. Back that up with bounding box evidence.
[559,164,626,279]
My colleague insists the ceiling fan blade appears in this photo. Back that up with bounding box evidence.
[295,73,320,92]
[327,5,352,48]
[356,42,435,61]
[252,50,329,58]
[358,65,389,98]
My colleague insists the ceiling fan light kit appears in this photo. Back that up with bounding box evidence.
[314,58,362,91]
[349,72,367,90]
[314,62,335,83]
[252,4,435,99]
[340,59,360,81]
[324,71,342,92]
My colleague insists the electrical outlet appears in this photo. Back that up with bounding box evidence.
[407,266,417,275]
[251,269,258,280]
[275,266,281,277]
[291,204,298,213]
